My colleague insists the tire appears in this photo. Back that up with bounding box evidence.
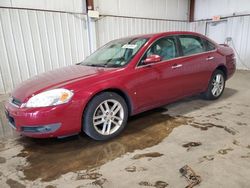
[83,92,128,141]
[203,69,226,100]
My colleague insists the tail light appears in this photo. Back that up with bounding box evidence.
[226,54,236,64]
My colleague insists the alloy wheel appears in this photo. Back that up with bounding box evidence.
[93,99,124,135]
[211,74,224,97]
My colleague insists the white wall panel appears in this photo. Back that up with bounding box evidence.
[45,0,85,13]
[0,0,86,13]
[189,21,206,35]
[96,16,189,47]
[94,0,189,20]
[0,0,11,7]
[226,16,250,69]
[0,8,90,94]
[195,0,250,20]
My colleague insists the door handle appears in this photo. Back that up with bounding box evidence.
[172,64,183,69]
[206,56,214,61]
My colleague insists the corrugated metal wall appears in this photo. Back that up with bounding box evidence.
[194,0,250,20]
[0,0,86,13]
[1,11,250,94]
[96,16,189,47]
[189,17,250,70]
[0,8,90,94]
[94,0,189,20]
[226,16,250,70]
[189,21,206,34]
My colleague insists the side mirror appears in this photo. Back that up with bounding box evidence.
[143,54,162,65]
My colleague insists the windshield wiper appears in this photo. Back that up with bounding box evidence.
[86,64,106,67]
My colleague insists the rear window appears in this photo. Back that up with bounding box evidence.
[179,35,205,56]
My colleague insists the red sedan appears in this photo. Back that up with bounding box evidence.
[4,31,236,140]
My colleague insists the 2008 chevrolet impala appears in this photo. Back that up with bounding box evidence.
[4,31,236,140]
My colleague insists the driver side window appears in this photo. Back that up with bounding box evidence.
[140,37,178,65]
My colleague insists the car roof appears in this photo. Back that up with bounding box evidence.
[123,31,203,39]
[112,31,218,46]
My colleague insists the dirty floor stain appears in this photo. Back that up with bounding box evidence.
[139,181,153,186]
[0,107,189,181]
[139,180,168,188]
[0,143,5,149]
[132,152,164,160]
[218,148,234,155]
[233,140,240,146]
[241,153,250,158]
[182,142,202,151]
[236,122,247,126]
[76,171,102,180]
[6,179,26,188]
[179,165,201,188]
[154,181,169,188]
[0,156,6,163]
[198,155,215,163]
[91,178,107,188]
[188,121,237,135]
[45,185,57,188]
[124,166,147,172]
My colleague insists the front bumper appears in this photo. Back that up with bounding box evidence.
[4,100,83,138]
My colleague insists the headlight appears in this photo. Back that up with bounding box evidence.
[25,89,74,108]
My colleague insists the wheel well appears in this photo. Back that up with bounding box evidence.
[88,88,133,116]
[216,65,227,79]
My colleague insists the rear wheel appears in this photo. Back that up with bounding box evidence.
[83,92,128,140]
[203,69,225,100]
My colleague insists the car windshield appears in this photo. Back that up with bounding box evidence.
[79,38,148,68]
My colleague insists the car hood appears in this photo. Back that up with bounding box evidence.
[12,65,116,102]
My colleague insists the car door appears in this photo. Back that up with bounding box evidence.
[176,35,213,96]
[130,36,184,111]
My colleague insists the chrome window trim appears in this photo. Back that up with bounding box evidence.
[136,49,217,69]
[135,34,217,69]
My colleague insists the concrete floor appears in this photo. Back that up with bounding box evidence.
[0,70,250,188]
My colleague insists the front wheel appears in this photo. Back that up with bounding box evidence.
[203,69,226,100]
[83,92,128,140]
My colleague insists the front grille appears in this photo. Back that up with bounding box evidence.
[10,97,22,107]
[21,126,41,133]
[21,123,61,133]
